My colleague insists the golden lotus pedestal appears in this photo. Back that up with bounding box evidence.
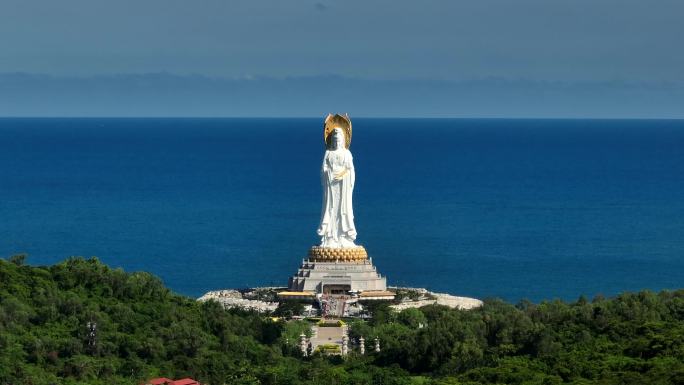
[286,245,389,295]
[307,246,368,262]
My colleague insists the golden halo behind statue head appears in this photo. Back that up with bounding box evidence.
[324,113,352,149]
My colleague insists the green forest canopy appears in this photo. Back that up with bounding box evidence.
[1,255,683,385]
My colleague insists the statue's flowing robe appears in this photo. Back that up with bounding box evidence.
[317,148,357,248]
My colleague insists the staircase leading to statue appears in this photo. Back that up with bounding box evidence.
[321,295,349,318]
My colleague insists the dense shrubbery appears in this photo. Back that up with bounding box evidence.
[0,256,283,384]
[352,293,684,384]
[1,256,683,384]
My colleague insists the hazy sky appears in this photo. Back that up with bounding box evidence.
[1,0,683,117]
[2,0,682,82]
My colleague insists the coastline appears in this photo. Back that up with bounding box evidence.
[197,286,484,313]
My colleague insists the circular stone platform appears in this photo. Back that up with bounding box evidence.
[308,246,368,262]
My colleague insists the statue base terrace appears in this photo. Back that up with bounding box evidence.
[285,246,391,299]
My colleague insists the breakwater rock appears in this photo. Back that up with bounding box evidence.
[389,287,483,310]
[198,289,279,312]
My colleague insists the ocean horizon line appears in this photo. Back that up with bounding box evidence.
[2,116,684,121]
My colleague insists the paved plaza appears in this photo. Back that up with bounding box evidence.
[310,325,345,351]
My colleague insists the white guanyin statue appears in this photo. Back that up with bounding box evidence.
[317,114,358,248]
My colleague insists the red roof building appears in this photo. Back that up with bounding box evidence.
[170,379,201,385]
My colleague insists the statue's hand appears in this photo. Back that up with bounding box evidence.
[334,169,347,180]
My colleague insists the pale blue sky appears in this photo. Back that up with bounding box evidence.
[1,0,682,117]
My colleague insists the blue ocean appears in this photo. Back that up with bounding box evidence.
[1,118,683,302]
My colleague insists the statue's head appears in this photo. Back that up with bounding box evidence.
[332,128,345,150]
[324,114,352,149]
